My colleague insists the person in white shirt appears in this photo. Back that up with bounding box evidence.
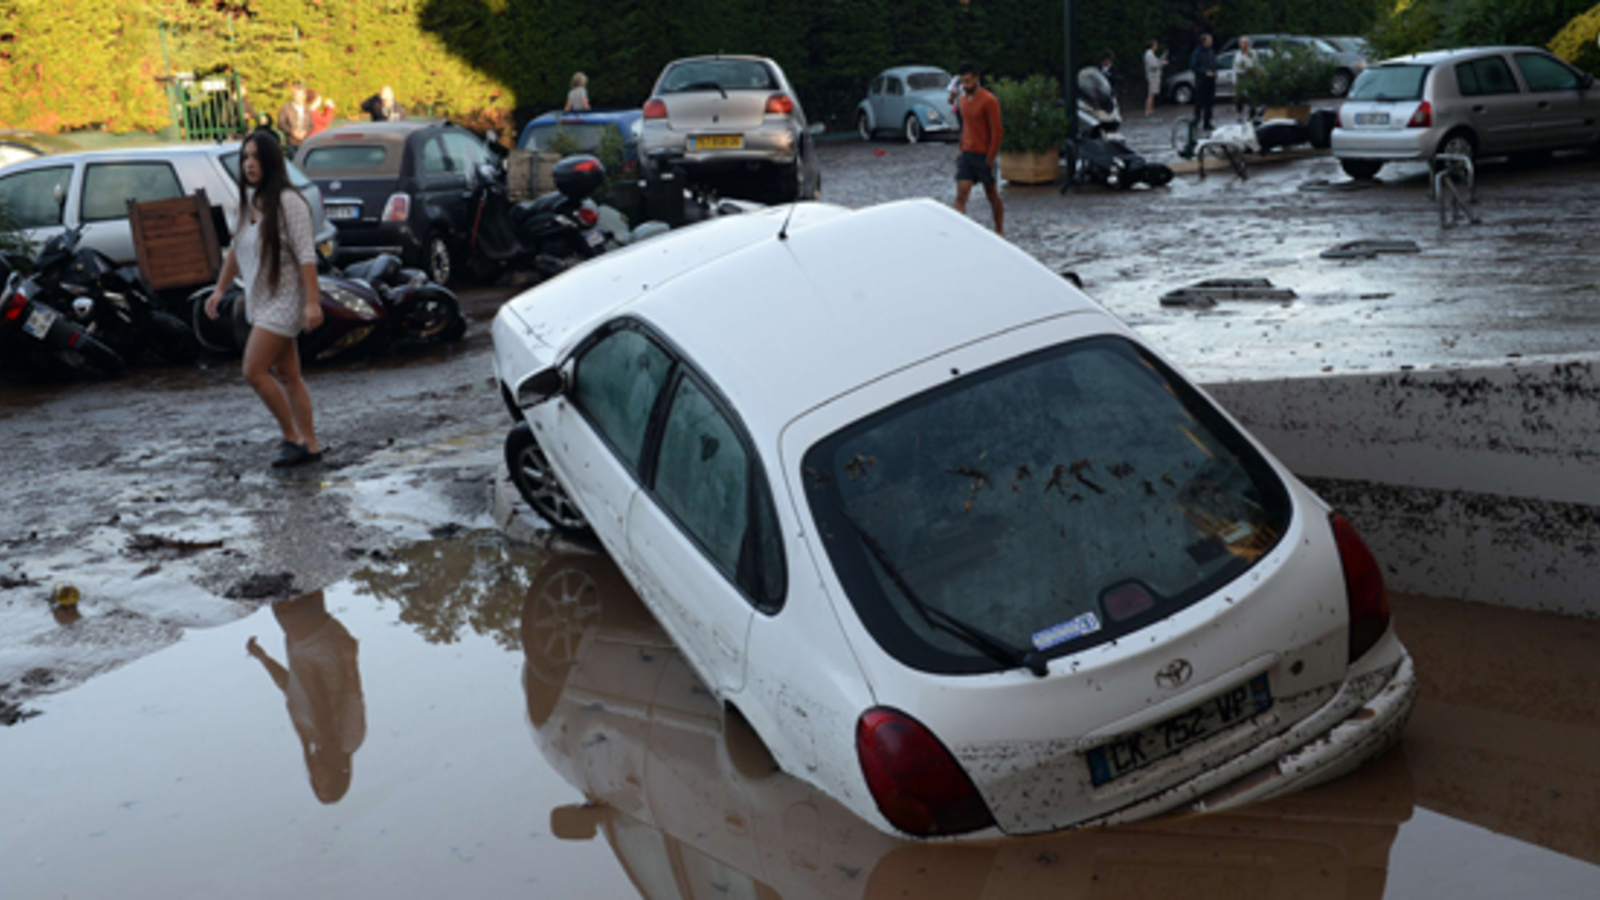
[1143,40,1168,116]
[1233,37,1260,116]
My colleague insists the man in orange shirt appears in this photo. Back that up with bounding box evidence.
[954,62,1004,237]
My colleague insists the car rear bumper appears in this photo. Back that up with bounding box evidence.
[1079,632,1417,829]
[1332,127,1439,161]
[643,126,799,169]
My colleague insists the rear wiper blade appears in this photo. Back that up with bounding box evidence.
[840,511,1049,678]
[677,80,729,99]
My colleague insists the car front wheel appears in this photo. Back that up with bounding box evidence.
[1340,158,1384,180]
[904,115,923,144]
[1331,69,1353,97]
[505,422,592,538]
[423,232,453,286]
[1172,83,1194,106]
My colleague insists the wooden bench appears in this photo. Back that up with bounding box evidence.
[127,189,224,294]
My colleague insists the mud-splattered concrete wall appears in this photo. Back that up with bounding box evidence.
[1203,361,1600,619]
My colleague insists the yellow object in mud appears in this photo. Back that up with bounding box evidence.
[52,584,80,607]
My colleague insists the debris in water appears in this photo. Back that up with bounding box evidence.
[1321,240,1421,260]
[1161,278,1296,307]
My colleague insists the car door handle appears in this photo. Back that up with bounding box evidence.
[1471,105,1487,114]
[1536,101,1550,110]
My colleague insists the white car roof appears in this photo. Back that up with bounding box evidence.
[3,143,240,168]
[508,199,1107,438]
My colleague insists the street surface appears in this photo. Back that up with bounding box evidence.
[4,112,1600,897]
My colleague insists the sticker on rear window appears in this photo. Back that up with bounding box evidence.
[1031,612,1102,651]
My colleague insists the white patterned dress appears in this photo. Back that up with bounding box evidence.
[234,188,317,338]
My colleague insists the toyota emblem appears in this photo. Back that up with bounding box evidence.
[1155,659,1193,690]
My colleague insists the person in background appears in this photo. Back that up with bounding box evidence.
[1233,36,1260,117]
[307,89,337,136]
[1191,33,1218,132]
[204,130,325,469]
[1098,50,1118,95]
[565,72,591,112]
[276,85,311,152]
[1144,39,1169,117]
[359,85,406,122]
[952,61,1004,238]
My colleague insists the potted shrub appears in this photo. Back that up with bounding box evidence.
[989,74,1070,185]
[1236,43,1338,121]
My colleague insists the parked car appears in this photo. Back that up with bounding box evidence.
[639,54,821,203]
[1332,46,1600,180]
[0,130,80,170]
[295,120,501,285]
[0,143,338,267]
[1167,34,1363,105]
[1323,36,1375,61]
[855,65,958,143]
[490,198,1417,839]
[518,109,643,178]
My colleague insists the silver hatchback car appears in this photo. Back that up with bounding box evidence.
[1332,46,1600,179]
[640,55,821,203]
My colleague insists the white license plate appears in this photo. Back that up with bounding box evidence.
[1354,112,1391,126]
[583,229,604,248]
[326,205,360,220]
[21,304,57,340]
[1085,673,1274,786]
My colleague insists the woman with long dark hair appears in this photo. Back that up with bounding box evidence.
[205,130,325,467]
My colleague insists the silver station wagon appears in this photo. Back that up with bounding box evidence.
[1332,46,1600,179]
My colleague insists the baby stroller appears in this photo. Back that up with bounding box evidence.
[1061,68,1174,191]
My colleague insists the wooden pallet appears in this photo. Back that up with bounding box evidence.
[127,189,223,293]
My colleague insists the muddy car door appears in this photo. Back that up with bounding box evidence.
[1454,54,1531,155]
[1512,51,1597,150]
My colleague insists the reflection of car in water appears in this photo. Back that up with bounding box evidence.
[521,548,1416,900]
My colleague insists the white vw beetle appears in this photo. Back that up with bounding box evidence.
[490,199,1416,838]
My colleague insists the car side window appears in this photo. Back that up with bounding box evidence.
[80,162,182,223]
[1459,57,1519,96]
[1515,53,1582,93]
[572,326,674,473]
[652,374,784,610]
[443,132,487,184]
[421,136,451,175]
[0,165,72,228]
[870,76,885,95]
[887,77,904,97]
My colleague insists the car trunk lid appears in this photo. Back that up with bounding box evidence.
[660,91,774,131]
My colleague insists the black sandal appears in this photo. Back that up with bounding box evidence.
[271,440,310,468]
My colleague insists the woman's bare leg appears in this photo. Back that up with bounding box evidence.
[273,338,319,454]
[242,328,301,444]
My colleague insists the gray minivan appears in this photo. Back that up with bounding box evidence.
[0,143,338,264]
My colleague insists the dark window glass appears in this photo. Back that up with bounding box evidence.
[870,77,886,95]
[1348,65,1428,101]
[1466,57,1519,96]
[906,72,951,92]
[1516,53,1581,93]
[887,78,904,96]
[652,376,785,609]
[81,162,182,222]
[421,137,451,175]
[573,327,672,473]
[221,152,313,187]
[301,145,389,171]
[659,60,778,93]
[519,123,613,153]
[0,165,71,228]
[803,337,1292,674]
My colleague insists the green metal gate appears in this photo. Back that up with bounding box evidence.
[163,72,250,141]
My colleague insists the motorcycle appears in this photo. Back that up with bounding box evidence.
[466,154,610,283]
[1,265,126,380]
[24,224,200,367]
[190,253,466,363]
[1061,67,1175,191]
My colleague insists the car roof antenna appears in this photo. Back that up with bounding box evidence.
[778,201,798,241]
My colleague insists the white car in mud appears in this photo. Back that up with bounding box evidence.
[490,199,1417,838]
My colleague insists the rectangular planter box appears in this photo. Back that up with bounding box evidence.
[998,150,1059,185]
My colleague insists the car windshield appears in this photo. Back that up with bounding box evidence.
[659,59,778,93]
[802,336,1292,675]
[906,71,950,92]
[520,123,612,153]
[1349,65,1428,101]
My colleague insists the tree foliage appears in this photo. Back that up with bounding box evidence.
[1550,4,1600,72]
[1370,0,1598,62]
[2,1,1399,135]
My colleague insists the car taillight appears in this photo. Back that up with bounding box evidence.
[2,290,27,323]
[857,707,994,837]
[1407,101,1432,128]
[643,98,667,120]
[577,204,598,227]
[381,193,410,222]
[765,93,795,116]
[1331,513,1391,662]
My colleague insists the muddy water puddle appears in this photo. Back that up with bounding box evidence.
[4,533,1598,899]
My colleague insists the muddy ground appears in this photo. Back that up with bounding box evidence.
[5,111,1600,708]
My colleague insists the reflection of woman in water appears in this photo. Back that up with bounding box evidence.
[247,590,366,803]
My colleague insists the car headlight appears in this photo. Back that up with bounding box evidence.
[927,110,942,123]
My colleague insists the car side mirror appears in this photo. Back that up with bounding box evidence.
[516,366,567,408]
[1583,73,1595,91]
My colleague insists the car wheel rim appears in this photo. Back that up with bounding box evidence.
[906,118,921,143]
[515,441,587,530]
[429,238,450,284]
[526,569,602,666]
[1443,136,1473,160]
[1333,73,1351,96]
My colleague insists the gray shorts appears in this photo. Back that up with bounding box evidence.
[956,151,995,186]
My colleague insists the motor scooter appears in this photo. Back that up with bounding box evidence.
[190,253,465,362]
[1,268,126,379]
[467,155,610,283]
[1061,68,1175,191]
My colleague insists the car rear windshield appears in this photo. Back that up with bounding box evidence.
[1349,65,1428,101]
[659,59,778,93]
[300,144,393,174]
[802,336,1292,675]
[906,71,950,92]
[520,123,613,153]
